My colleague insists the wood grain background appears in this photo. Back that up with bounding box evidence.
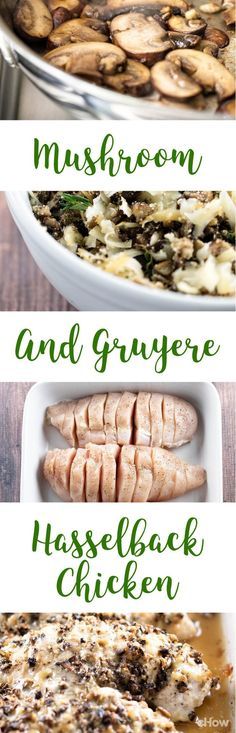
[0,382,234,502]
[0,193,75,311]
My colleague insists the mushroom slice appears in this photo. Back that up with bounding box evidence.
[198,39,219,56]
[110,13,172,64]
[13,0,53,40]
[48,0,81,12]
[218,96,236,116]
[204,26,229,48]
[82,0,188,22]
[48,19,108,48]
[106,58,151,94]
[199,2,221,12]
[151,58,201,98]
[167,15,206,35]
[168,48,235,100]
[223,7,236,27]
[44,41,126,75]
[168,32,200,48]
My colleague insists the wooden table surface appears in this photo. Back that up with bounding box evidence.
[0,382,234,503]
[0,193,75,311]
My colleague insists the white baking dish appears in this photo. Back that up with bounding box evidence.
[6,192,235,312]
[20,381,223,503]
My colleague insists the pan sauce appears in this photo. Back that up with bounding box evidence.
[177,614,234,733]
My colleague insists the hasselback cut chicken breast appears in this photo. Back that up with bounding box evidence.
[46,391,198,450]
[43,444,206,502]
[0,613,214,730]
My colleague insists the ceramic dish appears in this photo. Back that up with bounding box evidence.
[20,381,223,502]
[6,191,236,311]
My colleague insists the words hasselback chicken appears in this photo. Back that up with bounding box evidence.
[0,613,218,733]
[12,0,235,113]
[43,391,206,501]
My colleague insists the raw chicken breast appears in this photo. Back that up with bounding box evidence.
[88,393,107,444]
[46,400,77,447]
[117,445,136,501]
[104,392,121,443]
[116,391,137,444]
[101,444,120,502]
[150,393,163,446]
[70,447,86,502]
[44,448,76,501]
[46,392,198,450]
[43,445,206,502]
[173,396,198,447]
[85,444,102,502]
[162,395,175,448]
[75,396,91,447]
[134,392,151,445]
[133,447,153,502]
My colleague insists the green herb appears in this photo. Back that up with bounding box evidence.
[60,193,92,213]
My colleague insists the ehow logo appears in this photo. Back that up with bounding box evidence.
[196,718,230,728]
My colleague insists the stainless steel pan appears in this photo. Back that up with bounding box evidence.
[0,0,232,119]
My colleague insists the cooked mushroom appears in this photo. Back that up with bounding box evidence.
[106,58,151,93]
[168,31,200,48]
[13,0,53,40]
[44,41,127,74]
[167,48,235,99]
[47,0,81,12]
[167,15,206,35]
[198,39,219,55]
[223,6,236,27]
[52,8,73,28]
[48,18,108,47]
[110,13,172,64]
[204,26,229,47]
[151,58,201,97]
[82,0,188,22]
[199,2,222,12]
[218,96,236,114]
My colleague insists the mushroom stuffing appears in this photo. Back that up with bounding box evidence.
[12,0,235,113]
[30,191,236,297]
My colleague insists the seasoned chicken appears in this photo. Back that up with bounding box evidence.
[134,392,151,446]
[0,614,214,726]
[104,392,121,443]
[116,391,136,445]
[46,392,198,449]
[43,445,206,502]
[132,613,200,642]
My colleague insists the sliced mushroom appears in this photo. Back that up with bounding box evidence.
[110,13,172,64]
[168,48,235,99]
[151,58,201,97]
[223,6,236,27]
[48,18,108,47]
[199,2,222,12]
[82,0,188,22]
[44,41,126,74]
[198,39,219,55]
[204,26,229,47]
[47,0,81,12]
[168,31,200,48]
[106,58,151,93]
[218,96,236,115]
[52,9,73,28]
[13,0,53,40]
[167,15,206,35]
